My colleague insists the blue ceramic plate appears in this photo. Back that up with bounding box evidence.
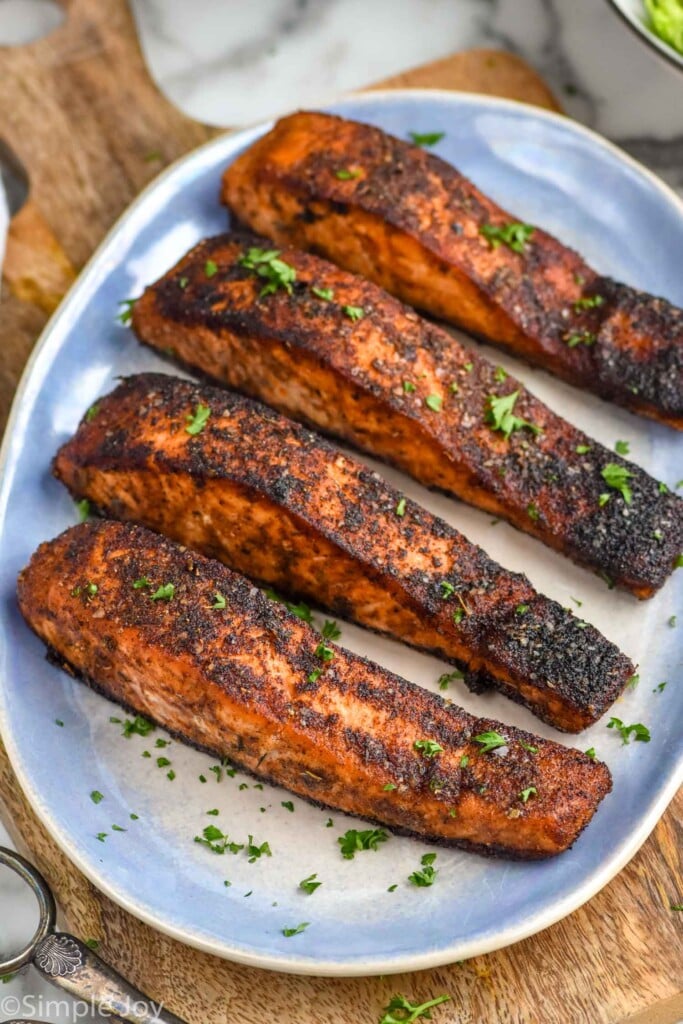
[0,92,681,976]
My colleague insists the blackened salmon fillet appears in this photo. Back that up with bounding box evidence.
[221,110,683,428]
[130,233,683,598]
[53,373,635,732]
[17,520,612,859]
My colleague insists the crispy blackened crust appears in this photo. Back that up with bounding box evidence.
[53,373,634,731]
[221,110,683,428]
[130,233,683,598]
[17,520,612,859]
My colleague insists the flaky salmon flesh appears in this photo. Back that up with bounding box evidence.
[17,520,612,859]
[54,373,634,733]
[221,111,683,428]
[131,233,683,598]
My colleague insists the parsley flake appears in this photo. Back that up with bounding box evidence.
[425,393,443,412]
[281,800,295,812]
[90,790,104,805]
[607,717,651,744]
[520,786,537,803]
[615,440,630,455]
[299,873,321,894]
[378,993,450,1024]
[566,330,596,348]
[238,247,296,296]
[211,592,226,610]
[485,390,540,441]
[573,294,604,312]
[576,444,591,454]
[601,463,634,504]
[282,921,309,937]
[311,286,334,301]
[408,131,445,146]
[473,731,507,753]
[133,577,151,589]
[335,168,361,180]
[408,852,438,887]
[117,298,137,325]
[585,747,596,759]
[438,670,464,690]
[414,739,444,758]
[338,828,389,859]
[343,304,365,322]
[204,260,218,278]
[395,497,407,517]
[480,221,534,254]
[186,403,210,436]
[403,381,416,393]
[149,583,175,601]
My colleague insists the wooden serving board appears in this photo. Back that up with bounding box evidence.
[0,3,680,1022]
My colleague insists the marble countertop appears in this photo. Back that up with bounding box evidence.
[0,0,681,1019]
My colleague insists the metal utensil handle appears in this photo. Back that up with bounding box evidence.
[32,933,186,1023]
[0,848,186,1024]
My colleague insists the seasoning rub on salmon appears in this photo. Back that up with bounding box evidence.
[17,520,612,859]
[130,234,683,599]
[54,373,635,732]
[221,110,683,429]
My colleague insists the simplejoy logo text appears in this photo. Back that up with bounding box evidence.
[0,992,166,1019]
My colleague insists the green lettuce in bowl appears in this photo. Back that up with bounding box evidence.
[644,0,683,55]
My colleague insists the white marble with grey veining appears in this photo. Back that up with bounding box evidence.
[0,0,681,1018]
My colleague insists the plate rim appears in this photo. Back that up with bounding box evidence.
[1,87,682,976]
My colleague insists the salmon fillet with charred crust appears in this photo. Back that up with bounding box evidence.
[220,110,683,429]
[54,373,635,732]
[17,520,612,859]
[130,233,683,598]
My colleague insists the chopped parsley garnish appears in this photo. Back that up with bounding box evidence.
[403,381,416,393]
[485,390,540,441]
[438,670,464,690]
[473,730,507,753]
[585,747,596,759]
[211,592,226,610]
[321,619,342,641]
[383,782,397,791]
[246,835,272,862]
[425,393,443,412]
[308,668,322,683]
[519,786,537,803]
[90,790,104,804]
[156,756,171,768]
[194,825,243,855]
[338,828,389,859]
[627,673,640,689]
[527,502,539,522]
[565,330,596,348]
[311,286,334,301]
[111,824,127,832]
[493,366,507,382]
[615,440,630,455]
[84,938,100,950]
[573,294,604,312]
[133,576,151,589]
[343,304,365,321]
[408,852,438,887]
[282,921,309,937]
[463,361,473,372]
[149,583,175,601]
[601,463,634,504]
[314,642,334,662]
[186,402,211,435]
[206,808,219,816]
[238,247,296,296]
[299,873,322,894]
[515,603,530,615]
[117,298,137,325]
[179,276,189,289]
[408,131,445,146]
[671,902,683,911]
[480,221,534,254]
[76,499,90,522]
[378,993,451,1024]
[668,615,677,627]
[576,444,591,454]
[675,554,683,569]
[413,739,444,758]
[325,818,334,828]
[204,260,218,278]
[460,755,469,767]
[335,168,361,180]
[659,481,669,494]
[281,800,295,812]
[519,741,538,753]
[264,588,314,622]
[452,607,464,625]
[395,497,407,517]
[120,715,155,738]
[607,717,651,745]
[55,719,64,727]
[599,493,611,508]
[654,681,667,693]
[440,581,455,600]
[95,833,108,843]
[85,403,100,422]
[388,884,398,892]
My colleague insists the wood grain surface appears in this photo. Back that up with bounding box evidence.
[0,2,681,1022]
